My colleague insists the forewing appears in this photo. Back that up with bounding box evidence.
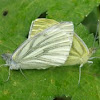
[65,33,89,65]
[28,18,59,38]
[12,22,74,69]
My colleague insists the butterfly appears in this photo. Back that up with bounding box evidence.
[1,18,74,81]
[27,18,97,84]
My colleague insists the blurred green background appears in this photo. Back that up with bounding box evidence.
[0,0,100,100]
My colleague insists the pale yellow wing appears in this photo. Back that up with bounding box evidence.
[28,18,59,38]
[65,33,89,65]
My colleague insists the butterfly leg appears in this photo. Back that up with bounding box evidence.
[19,68,27,79]
[88,61,93,64]
[87,61,93,67]
[5,67,11,82]
[78,64,83,84]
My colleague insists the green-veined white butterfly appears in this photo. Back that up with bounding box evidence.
[27,18,97,84]
[1,19,74,81]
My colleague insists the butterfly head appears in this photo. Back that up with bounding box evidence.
[1,53,19,70]
[80,48,96,64]
[89,48,96,55]
[1,53,12,65]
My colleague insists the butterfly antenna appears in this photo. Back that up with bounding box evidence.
[93,20,99,48]
[19,68,27,79]
[0,64,5,67]
[89,57,100,60]
[78,64,83,85]
[5,67,11,82]
[0,64,8,67]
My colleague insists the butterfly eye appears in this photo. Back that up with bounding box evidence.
[89,48,96,54]
[92,48,96,53]
[1,54,8,60]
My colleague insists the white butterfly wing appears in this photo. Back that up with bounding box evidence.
[12,22,74,69]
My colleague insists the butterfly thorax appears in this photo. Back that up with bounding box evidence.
[80,54,90,64]
[1,53,20,70]
[80,48,95,64]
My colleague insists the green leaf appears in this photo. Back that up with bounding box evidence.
[0,0,100,100]
[75,23,94,48]
[82,7,99,34]
[47,0,100,25]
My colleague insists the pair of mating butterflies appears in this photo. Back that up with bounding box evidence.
[1,18,95,83]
